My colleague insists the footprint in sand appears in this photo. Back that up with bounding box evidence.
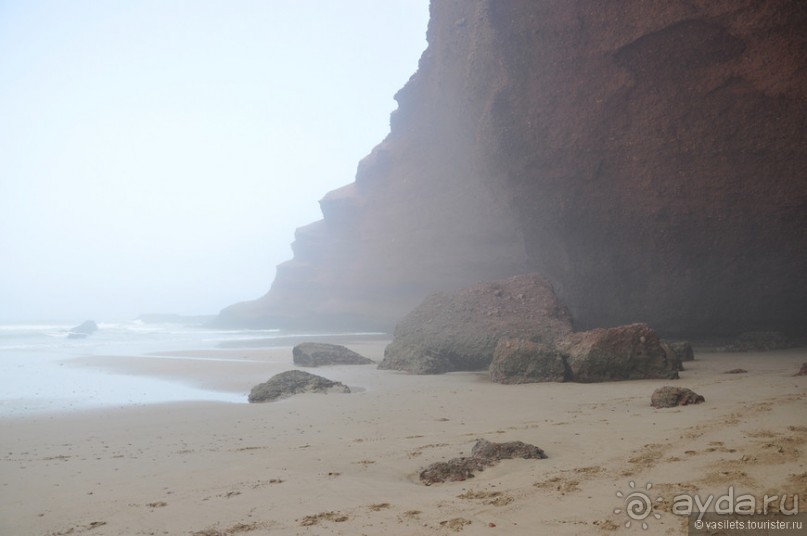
[439,518,472,532]
[458,490,514,506]
[299,511,349,526]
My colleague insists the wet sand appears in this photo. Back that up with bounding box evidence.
[1,342,804,535]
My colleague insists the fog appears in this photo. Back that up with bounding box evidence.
[0,1,429,323]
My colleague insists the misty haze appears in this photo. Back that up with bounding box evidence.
[1,1,804,535]
[0,1,427,323]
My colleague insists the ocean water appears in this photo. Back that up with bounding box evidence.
[0,320,297,417]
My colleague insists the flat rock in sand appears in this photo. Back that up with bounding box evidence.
[292,342,374,367]
[248,370,350,403]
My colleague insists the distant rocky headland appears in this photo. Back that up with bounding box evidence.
[217,0,807,339]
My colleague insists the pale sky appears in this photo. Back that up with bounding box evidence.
[0,1,429,323]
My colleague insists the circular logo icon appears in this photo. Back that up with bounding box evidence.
[614,481,663,529]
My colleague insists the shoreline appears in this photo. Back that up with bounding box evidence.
[1,342,804,535]
[66,339,393,398]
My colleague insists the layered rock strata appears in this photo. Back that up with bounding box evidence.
[220,0,807,338]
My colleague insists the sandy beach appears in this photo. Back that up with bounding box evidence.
[1,340,805,535]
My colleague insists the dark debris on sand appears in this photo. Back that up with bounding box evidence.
[420,439,546,485]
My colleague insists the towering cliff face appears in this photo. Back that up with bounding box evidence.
[220,0,807,337]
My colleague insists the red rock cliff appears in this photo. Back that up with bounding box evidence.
[219,0,807,337]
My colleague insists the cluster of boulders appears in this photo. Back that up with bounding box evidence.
[420,439,547,485]
[243,271,807,408]
[379,274,684,383]
[250,273,807,401]
[246,275,725,415]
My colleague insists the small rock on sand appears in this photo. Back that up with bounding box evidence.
[650,386,705,408]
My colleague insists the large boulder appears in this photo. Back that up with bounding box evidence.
[491,324,680,384]
[560,324,680,383]
[380,272,679,382]
[292,342,374,367]
[489,338,570,384]
[378,274,573,374]
[248,370,350,403]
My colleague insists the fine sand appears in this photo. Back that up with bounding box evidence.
[1,341,805,535]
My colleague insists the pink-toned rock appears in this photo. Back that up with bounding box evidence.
[491,328,681,384]
[490,338,570,384]
[382,274,680,382]
[560,324,680,383]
